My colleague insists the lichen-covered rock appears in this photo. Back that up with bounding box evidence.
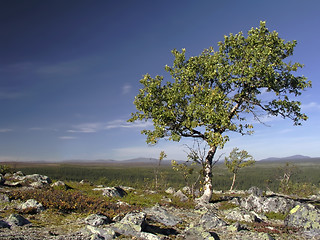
[92,186,127,198]
[240,195,296,213]
[200,211,227,230]
[51,180,71,190]
[84,214,111,227]
[173,190,188,202]
[248,186,263,197]
[223,207,264,223]
[0,193,9,203]
[18,199,44,213]
[182,225,219,240]
[165,187,175,194]
[6,214,31,226]
[83,225,116,240]
[0,174,5,185]
[285,204,320,231]
[145,205,181,227]
[115,211,146,232]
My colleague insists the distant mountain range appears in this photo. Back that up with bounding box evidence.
[259,155,316,162]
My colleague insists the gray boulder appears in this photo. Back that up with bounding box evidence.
[18,199,44,213]
[285,204,320,231]
[83,225,116,240]
[0,174,4,185]
[84,214,111,227]
[223,207,264,223]
[92,186,127,198]
[165,187,175,194]
[145,205,181,227]
[6,214,31,226]
[0,193,9,203]
[248,186,263,197]
[183,225,219,240]
[173,190,188,202]
[200,211,227,230]
[240,195,296,213]
[0,220,10,228]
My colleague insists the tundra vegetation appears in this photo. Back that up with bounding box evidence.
[128,21,311,203]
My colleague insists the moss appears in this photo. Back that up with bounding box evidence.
[265,211,288,221]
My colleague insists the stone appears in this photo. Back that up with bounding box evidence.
[0,174,4,185]
[240,195,296,213]
[285,204,320,231]
[173,190,188,202]
[0,193,9,203]
[165,187,175,194]
[200,211,227,230]
[83,225,116,240]
[248,186,263,197]
[18,199,44,213]
[145,205,181,226]
[183,225,219,240]
[92,186,127,198]
[182,186,191,194]
[6,214,31,226]
[224,207,263,223]
[51,180,71,190]
[0,220,10,228]
[84,214,111,227]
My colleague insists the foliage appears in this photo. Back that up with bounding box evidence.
[7,188,139,217]
[279,181,317,197]
[154,151,167,189]
[129,21,310,147]
[225,147,255,190]
[0,164,13,175]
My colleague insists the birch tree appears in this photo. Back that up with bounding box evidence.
[225,148,255,191]
[129,21,311,203]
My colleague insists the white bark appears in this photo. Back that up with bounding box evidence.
[197,146,217,203]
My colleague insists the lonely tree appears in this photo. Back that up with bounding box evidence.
[129,22,311,203]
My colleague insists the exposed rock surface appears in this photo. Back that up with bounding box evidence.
[84,213,112,227]
[92,186,127,197]
[18,199,45,213]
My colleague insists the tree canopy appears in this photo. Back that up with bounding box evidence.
[129,21,311,149]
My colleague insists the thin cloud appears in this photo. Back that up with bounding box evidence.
[122,84,132,95]
[59,136,77,140]
[0,91,25,100]
[67,119,153,133]
[301,102,320,111]
[0,128,13,133]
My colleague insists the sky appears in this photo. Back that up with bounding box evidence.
[1,0,320,162]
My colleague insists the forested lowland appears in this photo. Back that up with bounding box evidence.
[4,158,320,195]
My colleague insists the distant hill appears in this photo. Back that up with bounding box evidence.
[259,155,314,162]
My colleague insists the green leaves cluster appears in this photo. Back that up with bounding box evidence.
[129,21,311,148]
[224,148,255,175]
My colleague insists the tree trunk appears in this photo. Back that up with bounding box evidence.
[230,173,236,191]
[197,146,217,203]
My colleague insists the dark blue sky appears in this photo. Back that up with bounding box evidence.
[1,0,319,161]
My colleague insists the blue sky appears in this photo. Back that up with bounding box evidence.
[1,0,319,162]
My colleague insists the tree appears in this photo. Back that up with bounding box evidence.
[225,148,255,191]
[128,21,311,203]
[154,151,167,189]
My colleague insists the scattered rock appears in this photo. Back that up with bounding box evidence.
[145,205,181,227]
[51,180,71,190]
[83,225,116,240]
[0,193,9,203]
[173,190,188,202]
[200,211,227,230]
[165,187,175,194]
[6,214,31,226]
[84,213,111,227]
[223,207,264,223]
[183,225,219,240]
[18,199,44,213]
[92,186,127,198]
[285,204,320,231]
[182,186,191,194]
[248,186,263,197]
[0,220,10,228]
[0,174,4,185]
[240,195,296,213]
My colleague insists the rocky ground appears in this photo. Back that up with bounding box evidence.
[0,171,320,239]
